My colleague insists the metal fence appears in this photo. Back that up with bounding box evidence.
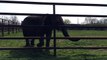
[0,1,107,56]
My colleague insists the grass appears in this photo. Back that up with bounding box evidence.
[0,30,107,60]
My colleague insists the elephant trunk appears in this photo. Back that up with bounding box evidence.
[61,28,80,41]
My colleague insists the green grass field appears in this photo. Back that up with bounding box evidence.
[0,30,107,60]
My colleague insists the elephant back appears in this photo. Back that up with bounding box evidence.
[21,16,45,36]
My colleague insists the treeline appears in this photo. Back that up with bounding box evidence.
[66,24,107,30]
[64,17,107,30]
[0,15,21,36]
[82,17,107,25]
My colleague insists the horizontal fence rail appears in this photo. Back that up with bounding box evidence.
[1,1,107,7]
[0,1,107,17]
[1,25,107,28]
[1,36,107,40]
[0,12,107,17]
[0,47,107,50]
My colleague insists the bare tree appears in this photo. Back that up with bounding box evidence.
[84,17,98,24]
[64,19,71,24]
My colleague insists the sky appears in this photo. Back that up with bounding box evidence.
[0,0,107,24]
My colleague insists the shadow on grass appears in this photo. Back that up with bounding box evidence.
[1,49,107,60]
[8,49,71,60]
[9,49,52,58]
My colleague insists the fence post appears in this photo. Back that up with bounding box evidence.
[14,22,17,33]
[53,4,57,56]
[12,21,14,34]
[16,22,18,33]
[7,20,10,35]
[1,19,4,36]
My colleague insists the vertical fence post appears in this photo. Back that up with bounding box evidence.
[12,21,14,34]
[16,22,18,33]
[53,4,57,56]
[10,20,12,34]
[14,22,17,33]
[1,19,4,36]
[7,20,10,35]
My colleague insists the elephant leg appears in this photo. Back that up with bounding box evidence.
[46,30,52,47]
[37,35,44,47]
[31,38,35,47]
[24,38,30,47]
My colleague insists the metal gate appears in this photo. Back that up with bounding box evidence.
[0,1,107,56]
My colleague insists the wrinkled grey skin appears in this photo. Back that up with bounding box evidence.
[21,15,79,47]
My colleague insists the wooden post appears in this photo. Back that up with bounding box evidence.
[7,21,10,35]
[1,19,4,36]
[12,21,14,34]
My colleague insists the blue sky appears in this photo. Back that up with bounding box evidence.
[0,0,107,24]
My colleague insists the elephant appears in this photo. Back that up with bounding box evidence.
[21,15,80,47]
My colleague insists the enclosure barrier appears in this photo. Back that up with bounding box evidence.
[0,1,107,56]
[0,18,20,36]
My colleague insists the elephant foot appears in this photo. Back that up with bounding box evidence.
[70,38,80,42]
[30,45,35,47]
[37,43,44,47]
[31,44,35,47]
